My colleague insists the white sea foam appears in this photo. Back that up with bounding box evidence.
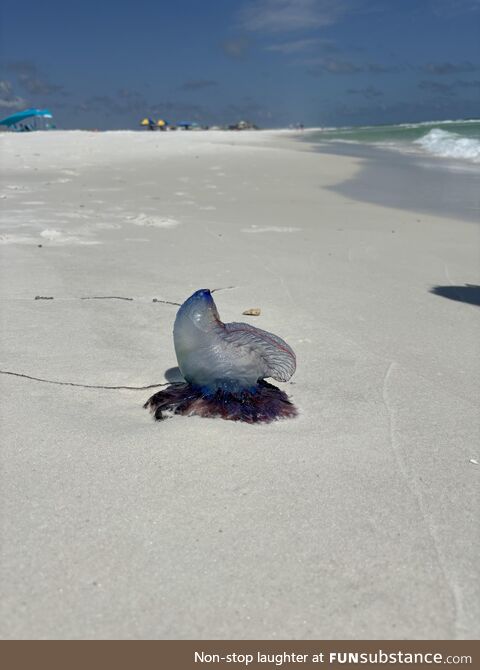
[0,229,100,245]
[414,129,480,163]
[128,213,180,228]
[39,229,101,245]
[40,229,63,240]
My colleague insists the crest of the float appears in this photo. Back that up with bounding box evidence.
[0,108,54,131]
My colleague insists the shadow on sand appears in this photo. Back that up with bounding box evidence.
[164,366,185,383]
[430,284,480,306]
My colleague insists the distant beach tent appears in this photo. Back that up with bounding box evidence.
[177,121,197,129]
[0,108,54,130]
[156,119,166,127]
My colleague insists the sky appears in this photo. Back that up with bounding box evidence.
[1,0,479,129]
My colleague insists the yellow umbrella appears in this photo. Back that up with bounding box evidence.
[140,117,154,126]
[157,119,166,127]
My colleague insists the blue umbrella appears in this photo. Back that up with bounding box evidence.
[0,108,53,127]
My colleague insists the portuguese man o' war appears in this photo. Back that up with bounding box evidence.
[144,289,297,423]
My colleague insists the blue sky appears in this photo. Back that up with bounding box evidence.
[1,0,479,128]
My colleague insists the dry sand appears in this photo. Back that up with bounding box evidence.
[0,130,479,639]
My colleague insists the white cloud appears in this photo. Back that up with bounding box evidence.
[7,61,66,96]
[0,80,27,110]
[240,0,348,32]
[0,96,27,109]
[0,80,14,95]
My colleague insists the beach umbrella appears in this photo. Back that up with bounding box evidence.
[156,119,166,127]
[0,108,53,127]
[140,117,154,126]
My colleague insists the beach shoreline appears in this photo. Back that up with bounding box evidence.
[1,130,479,639]
[295,133,480,223]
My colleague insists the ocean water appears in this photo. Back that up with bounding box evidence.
[305,120,480,164]
[301,120,480,222]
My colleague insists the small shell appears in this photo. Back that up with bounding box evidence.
[242,308,261,316]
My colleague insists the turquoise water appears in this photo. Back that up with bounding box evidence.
[305,120,480,163]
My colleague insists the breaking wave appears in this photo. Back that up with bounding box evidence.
[414,128,480,163]
[305,119,480,164]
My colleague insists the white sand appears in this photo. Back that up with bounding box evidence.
[0,130,478,640]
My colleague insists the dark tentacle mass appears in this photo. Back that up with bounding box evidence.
[144,380,297,423]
